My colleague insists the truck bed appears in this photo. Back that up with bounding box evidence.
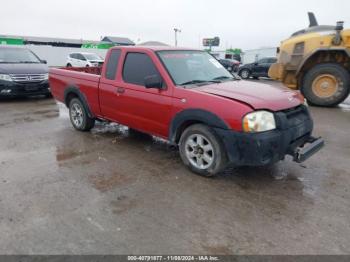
[49,67,102,116]
[61,66,102,75]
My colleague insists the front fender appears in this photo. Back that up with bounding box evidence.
[169,108,230,143]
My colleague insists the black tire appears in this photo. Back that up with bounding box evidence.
[301,63,350,107]
[239,69,251,79]
[66,63,72,67]
[68,98,95,131]
[179,124,228,177]
[252,76,259,80]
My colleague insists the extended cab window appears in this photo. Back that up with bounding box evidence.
[123,53,160,86]
[105,49,121,80]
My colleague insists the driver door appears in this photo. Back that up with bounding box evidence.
[112,51,172,137]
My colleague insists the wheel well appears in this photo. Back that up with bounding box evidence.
[174,120,204,143]
[298,50,350,85]
[64,92,79,107]
[240,68,250,73]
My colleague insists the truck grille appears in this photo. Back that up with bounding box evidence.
[278,105,312,142]
[10,74,47,83]
[282,105,309,127]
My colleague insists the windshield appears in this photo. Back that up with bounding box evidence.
[84,53,102,60]
[0,48,41,63]
[157,50,233,85]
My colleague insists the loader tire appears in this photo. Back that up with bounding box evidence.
[301,63,350,107]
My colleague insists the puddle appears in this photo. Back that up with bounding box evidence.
[32,109,59,115]
[89,172,135,192]
[56,147,92,162]
[110,196,139,214]
[56,150,83,162]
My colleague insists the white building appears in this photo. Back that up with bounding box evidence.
[241,47,277,64]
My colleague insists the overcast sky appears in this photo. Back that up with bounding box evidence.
[1,0,350,50]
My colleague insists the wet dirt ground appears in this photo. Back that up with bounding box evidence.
[0,79,349,255]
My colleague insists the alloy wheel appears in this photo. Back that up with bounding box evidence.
[184,134,214,169]
[70,103,84,128]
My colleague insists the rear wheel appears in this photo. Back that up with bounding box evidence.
[302,63,350,107]
[69,98,95,131]
[239,69,250,79]
[66,63,72,67]
[179,124,228,177]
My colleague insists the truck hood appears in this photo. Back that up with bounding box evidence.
[195,80,302,111]
[0,63,48,74]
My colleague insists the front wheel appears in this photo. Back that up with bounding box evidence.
[301,63,350,107]
[179,124,228,177]
[239,69,250,79]
[69,98,95,131]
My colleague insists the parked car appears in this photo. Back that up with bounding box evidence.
[238,57,277,79]
[50,47,323,177]
[218,59,240,72]
[0,46,50,98]
[66,52,104,68]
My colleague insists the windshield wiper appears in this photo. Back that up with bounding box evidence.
[212,76,234,81]
[180,79,220,86]
[213,75,242,82]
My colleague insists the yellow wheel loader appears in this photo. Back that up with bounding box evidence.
[269,12,350,106]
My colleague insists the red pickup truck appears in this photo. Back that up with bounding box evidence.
[49,46,324,176]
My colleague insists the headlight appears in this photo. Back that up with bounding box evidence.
[242,111,276,132]
[43,73,49,80]
[0,74,12,82]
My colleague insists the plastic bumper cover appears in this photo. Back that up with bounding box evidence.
[214,105,324,166]
[0,80,50,97]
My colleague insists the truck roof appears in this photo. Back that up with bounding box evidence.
[110,46,200,52]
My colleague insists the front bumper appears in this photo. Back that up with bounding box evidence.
[215,105,324,166]
[0,80,50,97]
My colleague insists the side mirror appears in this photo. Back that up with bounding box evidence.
[41,60,47,64]
[144,74,163,89]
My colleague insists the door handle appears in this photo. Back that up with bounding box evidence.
[116,87,125,94]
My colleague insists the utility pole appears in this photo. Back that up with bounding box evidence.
[174,28,181,47]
